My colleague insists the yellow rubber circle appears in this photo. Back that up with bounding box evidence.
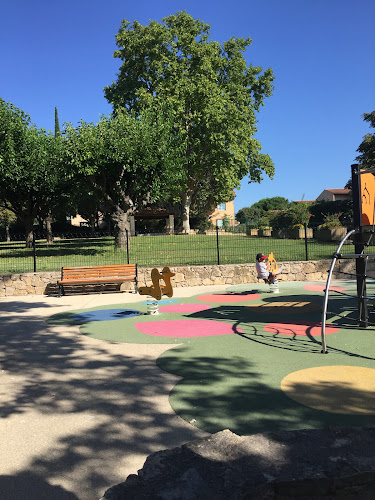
[281,366,375,415]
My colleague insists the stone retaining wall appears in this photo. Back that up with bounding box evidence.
[0,260,353,298]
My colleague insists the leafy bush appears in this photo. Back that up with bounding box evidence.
[270,203,313,229]
[309,200,353,228]
[318,213,343,229]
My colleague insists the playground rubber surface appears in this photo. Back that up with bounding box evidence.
[1,280,375,499]
[48,280,375,435]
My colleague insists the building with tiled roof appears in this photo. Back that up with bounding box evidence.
[316,189,351,202]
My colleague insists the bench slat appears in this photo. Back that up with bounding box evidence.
[59,278,132,284]
[62,271,136,278]
[63,264,136,270]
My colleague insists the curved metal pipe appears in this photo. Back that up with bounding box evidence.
[321,228,357,353]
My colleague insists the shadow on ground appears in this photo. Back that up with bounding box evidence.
[0,305,204,499]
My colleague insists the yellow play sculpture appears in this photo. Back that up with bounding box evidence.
[138,267,175,301]
[267,252,279,275]
[264,253,286,293]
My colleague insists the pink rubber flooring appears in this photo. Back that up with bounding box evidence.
[264,321,339,336]
[303,284,347,292]
[134,319,243,337]
[159,303,212,313]
[196,292,261,303]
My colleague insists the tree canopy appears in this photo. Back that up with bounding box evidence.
[64,106,185,247]
[236,197,290,222]
[105,11,275,231]
[356,111,375,168]
[0,98,67,245]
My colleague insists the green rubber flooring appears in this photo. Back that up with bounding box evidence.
[48,281,375,436]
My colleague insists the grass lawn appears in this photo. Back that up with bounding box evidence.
[0,233,365,274]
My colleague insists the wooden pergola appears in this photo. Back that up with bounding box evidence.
[130,207,175,235]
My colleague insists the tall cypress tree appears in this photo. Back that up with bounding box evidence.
[45,106,61,243]
[54,106,60,137]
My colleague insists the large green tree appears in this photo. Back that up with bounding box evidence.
[356,111,375,168]
[236,197,290,223]
[64,106,184,247]
[105,11,275,232]
[0,99,67,246]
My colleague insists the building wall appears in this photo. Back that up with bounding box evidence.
[210,200,236,227]
[316,190,351,202]
[70,215,88,227]
[316,190,335,202]
[70,214,106,228]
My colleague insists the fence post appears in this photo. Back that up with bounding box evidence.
[216,225,220,265]
[304,223,309,261]
[126,229,130,264]
[32,231,37,272]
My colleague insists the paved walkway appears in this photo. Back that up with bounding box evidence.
[0,285,228,500]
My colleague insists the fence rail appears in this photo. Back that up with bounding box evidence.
[0,226,367,275]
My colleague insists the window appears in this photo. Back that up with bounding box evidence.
[218,203,226,210]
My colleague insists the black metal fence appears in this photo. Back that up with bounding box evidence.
[0,224,362,275]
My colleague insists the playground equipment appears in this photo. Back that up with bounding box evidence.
[138,266,175,315]
[321,164,375,353]
[267,252,286,293]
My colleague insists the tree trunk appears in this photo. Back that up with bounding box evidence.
[89,215,96,235]
[5,224,10,242]
[45,214,53,244]
[111,207,130,249]
[181,191,192,233]
[24,215,34,248]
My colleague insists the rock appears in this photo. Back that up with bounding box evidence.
[100,427,375,499]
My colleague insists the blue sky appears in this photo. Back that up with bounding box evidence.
[1,0,374,213]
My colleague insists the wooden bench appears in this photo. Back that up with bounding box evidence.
[57,264,138,296]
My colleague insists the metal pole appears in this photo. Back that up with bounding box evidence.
[32,231,37,272]
[126,229,130,264]
[304,223,309,261]
[216,225,220,265]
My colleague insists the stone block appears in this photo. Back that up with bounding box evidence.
[186,278,202,286]
[295,272,306,281]
[173,273,185,282]
[304,262,316,273]
[291,263,304,273]
[306,272,324,281]
[214,276,226,285]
